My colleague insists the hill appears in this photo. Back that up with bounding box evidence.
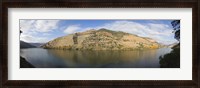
[41,28,161,50]
[20,41,36,48]
[30,43,44,48]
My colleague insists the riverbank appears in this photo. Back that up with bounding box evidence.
[159,44,180,68]
[20,56,35,68]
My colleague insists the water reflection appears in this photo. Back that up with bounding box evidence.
[20,48,172,68]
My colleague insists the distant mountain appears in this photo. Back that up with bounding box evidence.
[20,41,36,48]
[42,28,161,50]
[167,42,179,48]
[30,43,44,47]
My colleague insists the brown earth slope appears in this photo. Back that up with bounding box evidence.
[41,28,161,50]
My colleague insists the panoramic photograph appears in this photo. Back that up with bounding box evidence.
[19,20,180,68]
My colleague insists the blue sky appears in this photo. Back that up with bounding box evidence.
[20,20,178,45]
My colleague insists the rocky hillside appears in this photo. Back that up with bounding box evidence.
[41,28,161,50]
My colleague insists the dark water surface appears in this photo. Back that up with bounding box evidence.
[20,48,172,68]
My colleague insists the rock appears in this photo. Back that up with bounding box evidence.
[20,56,35,68]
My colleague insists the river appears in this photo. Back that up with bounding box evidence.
[20,48,172,68]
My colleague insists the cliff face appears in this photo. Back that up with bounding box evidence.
[41,29,161,50]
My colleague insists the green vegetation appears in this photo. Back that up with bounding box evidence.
[137,43,144,50]
[159,47,180,68]
[97,28,127,38]
[171,20,180,41]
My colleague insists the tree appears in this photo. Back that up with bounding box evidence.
[158,20,181,68]
[171,20,180,41]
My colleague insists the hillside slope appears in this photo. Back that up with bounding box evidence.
[20,41,36,48]
[42,28,161,50]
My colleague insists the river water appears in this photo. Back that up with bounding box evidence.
[20,48,172,68]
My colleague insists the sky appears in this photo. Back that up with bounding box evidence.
[19,20,178,45]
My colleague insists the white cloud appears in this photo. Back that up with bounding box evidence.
[20,20,60,43]
[34,20,59,32]
[20,34,49,43]
[20,20,36,32]
[64,25,80,34]
[20,20,60,33]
